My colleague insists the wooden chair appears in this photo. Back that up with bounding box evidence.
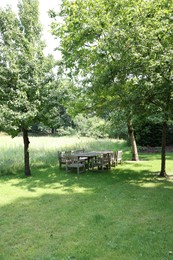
[115,150,122,165]
[110,152,116,167]
[66,156,86,175]
[58,151,71,168]
[72,148,88,168]
[71,148,85,154]
[110,150,123,166]
[91,154,110,171]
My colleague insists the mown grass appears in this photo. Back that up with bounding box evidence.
[0,135,173,260]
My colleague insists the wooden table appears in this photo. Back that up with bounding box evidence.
[72,150,113,170]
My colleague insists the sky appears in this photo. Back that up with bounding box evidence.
[0,0,61,59]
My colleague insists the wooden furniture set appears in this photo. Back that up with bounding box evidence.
[58,149,123,175]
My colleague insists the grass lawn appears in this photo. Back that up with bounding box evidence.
[0,135,173,259]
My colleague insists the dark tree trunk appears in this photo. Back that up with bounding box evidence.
[128,119,139,161]
[22,128,31,177]
[51,128,56,134]
[159,122,167,177]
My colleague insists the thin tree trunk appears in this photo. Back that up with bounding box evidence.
[22,128,31,177]
[51,128,56,134]
[159,122,167,177]
[127,119,139,161]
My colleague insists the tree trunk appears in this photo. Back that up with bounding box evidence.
[127,119,139,161]
[159,122,167,177]
[51,128,56,134]
[22,128,31,177]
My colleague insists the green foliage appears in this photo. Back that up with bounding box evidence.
[74,114,108,138]
[52,0,173,126]
[39,64,74,130]
[56,126,76,136]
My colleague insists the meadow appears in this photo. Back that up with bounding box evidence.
[0,135,173,260]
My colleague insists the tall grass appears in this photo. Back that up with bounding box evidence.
[0,135,128,176]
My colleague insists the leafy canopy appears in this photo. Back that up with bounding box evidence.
[0,0,50,136]
[51,0,173,122]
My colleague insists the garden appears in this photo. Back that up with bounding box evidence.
[1,0,173,258]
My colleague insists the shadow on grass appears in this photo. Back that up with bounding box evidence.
[1,159,173,194]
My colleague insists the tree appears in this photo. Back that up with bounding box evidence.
[118,0,173,176]
[51,0,173,175]
[50,0,141,160]
[0,0,51,176]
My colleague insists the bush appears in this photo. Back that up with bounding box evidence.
[56,127,76,136]
[74,114,108,138]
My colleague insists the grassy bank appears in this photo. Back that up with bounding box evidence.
[0,135,173,259]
